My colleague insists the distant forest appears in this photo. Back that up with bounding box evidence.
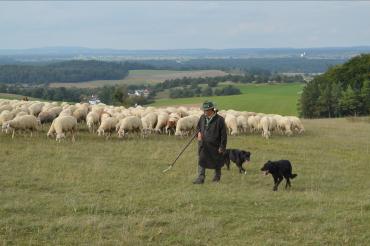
[299,54,370,118]
[135,58,346,73]
[0,60,153,84]
[0,57,346,84]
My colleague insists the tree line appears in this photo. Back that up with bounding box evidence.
[133,58,346,73]
[0,83,154,107]
[0,60,153,84]
[168,85,242,99]
[299,54,370,118]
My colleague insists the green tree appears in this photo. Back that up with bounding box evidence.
[113,85,128,104]
[201,86,213,96]
[317,83,334,117]
[340,86,361,116]
[361,80,370,114]
[332,82,343,117]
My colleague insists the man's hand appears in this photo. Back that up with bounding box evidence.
[197,132,202,141]
[218,148,224,154]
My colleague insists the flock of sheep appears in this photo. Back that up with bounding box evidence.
[0,99,304,142]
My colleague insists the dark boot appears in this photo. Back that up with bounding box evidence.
[193,165,206,184]
[193,176,205,184]
[212,168,221,182]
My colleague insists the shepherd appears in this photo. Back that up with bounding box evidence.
[193,101,227,184]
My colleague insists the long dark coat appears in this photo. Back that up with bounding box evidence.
[197,113,227,169]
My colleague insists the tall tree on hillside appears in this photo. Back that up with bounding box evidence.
[340,86,362,116]
[113,85,129,104]
[361,79,370,114]
[332,82,343,117]
[299,80,321,118]
[317,83,334,117]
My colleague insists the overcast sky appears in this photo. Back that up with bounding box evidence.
[0,1,369,50]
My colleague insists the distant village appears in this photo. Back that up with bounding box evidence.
[88,88,150,105]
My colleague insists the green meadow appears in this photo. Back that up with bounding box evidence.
[152,83,305,116]
[0,118,369,245]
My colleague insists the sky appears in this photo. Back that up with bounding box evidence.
[0,1,369,50]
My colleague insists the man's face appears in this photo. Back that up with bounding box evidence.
[204,109,214,117]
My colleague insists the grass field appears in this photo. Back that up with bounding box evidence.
[0,93,41,101]
[1,118,369,245]
[48,69,229,88]
[152,83,305,116]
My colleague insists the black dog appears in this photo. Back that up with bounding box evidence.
[223,149,251,174]
[261,160,297,191]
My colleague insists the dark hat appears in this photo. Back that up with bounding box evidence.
[201,100,215,110]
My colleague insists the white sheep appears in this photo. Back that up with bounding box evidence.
[97,117,118,138]
[73,107,88,123]
[276,116,293,136]
[117,116,143,138]
[47,106,63,117]
[175,115,199,136]
[0,110,14,126]
[37,111,56,125]
[86,111,100,133]
[225,114,238,136]
[165,113,181,135]
[47,116,78,142]
[4,115,39,138]
[59,108,72,117]
[141,112,158,135]
[288,116,305,134]
[155,112,169,134]
[28,102,44,116]
[0,104,13,113]
[260,116,271,139]
[100,112,112,123]
[236,115,248,133]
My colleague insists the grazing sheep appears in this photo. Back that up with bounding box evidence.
[4,115,39,138]
[0,105,13,113]
[247,116,258,133]
[86,111,100,133]
[260,116,272,139]
[47,106,63,117]
[165,113,181,135]
[236,115,248,133]
[288,116,305,134]
[155,112,169,134]
[97,117,118,138]
[276,116,293,136]
[59,109,72,117]
[117,116,143,138]
[37,111,56,125]
[73,107,88,123]
[48,116,78,142]
[28,102,44,116]
[225,114,238,136]
[0,110,14,126]
[141,112,158,135]
[174,115,199,136]
[100,112,111,123]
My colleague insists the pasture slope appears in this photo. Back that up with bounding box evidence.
[1,117,370,245]
[152,83,304,116]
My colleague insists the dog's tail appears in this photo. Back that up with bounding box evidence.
[291,174,297,179]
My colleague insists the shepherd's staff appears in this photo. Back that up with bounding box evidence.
[162,132,198,173]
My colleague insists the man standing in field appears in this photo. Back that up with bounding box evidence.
[193,101,227,184]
